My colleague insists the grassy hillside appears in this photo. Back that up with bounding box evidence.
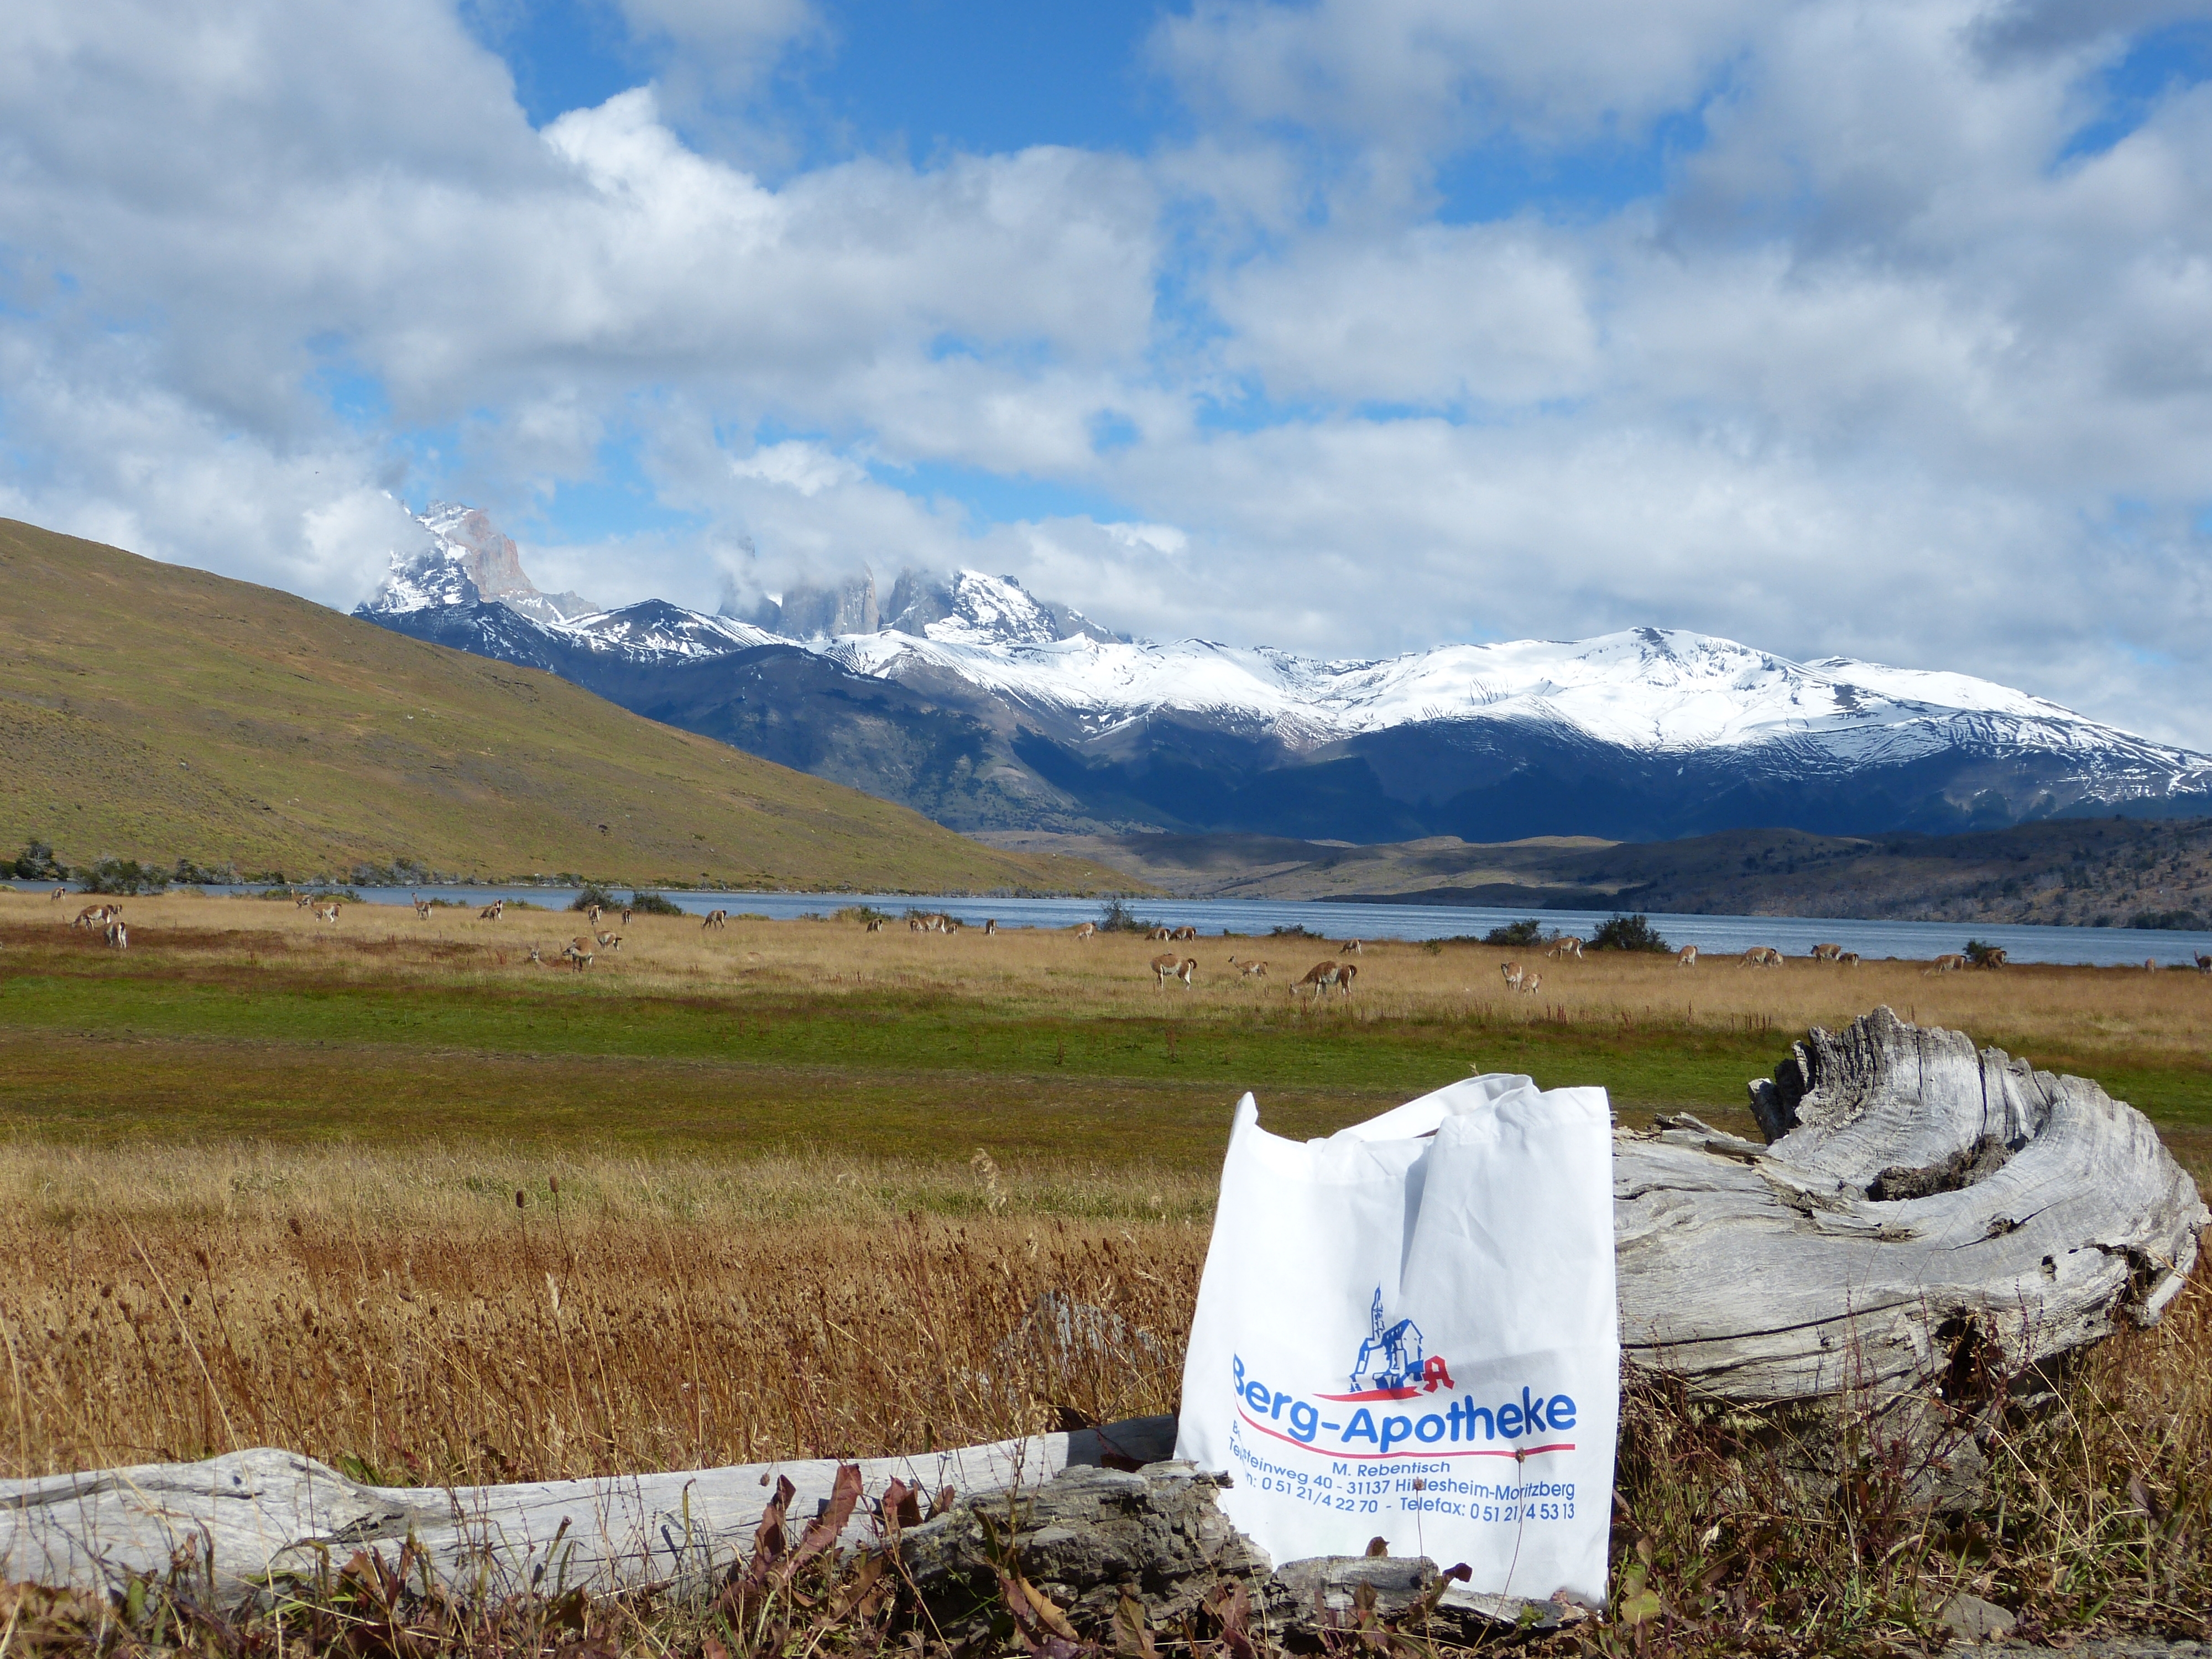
[0,517,1136,892]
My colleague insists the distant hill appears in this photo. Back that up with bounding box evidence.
[974,820,2212,929]
[358,503,2212,843]
[0,518,1137,894]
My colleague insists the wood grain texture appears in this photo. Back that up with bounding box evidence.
[0,1420,1180,1604]
[1616,1006,2206,1399]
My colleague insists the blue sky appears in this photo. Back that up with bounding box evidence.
[6,0,2212,744]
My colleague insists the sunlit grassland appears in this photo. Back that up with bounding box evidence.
[1,889,2207,1164]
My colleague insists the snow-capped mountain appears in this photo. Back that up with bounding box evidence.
[356,507,2212,841]
[368,503,598,627]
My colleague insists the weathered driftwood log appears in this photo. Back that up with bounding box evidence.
[0,1419,1175,1606]
[1615,1006,2206,1400]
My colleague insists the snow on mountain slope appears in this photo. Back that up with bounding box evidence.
[553,600,781,661]
[820,621,2212,785]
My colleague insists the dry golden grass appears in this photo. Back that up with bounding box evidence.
[0,1141,1207,1484]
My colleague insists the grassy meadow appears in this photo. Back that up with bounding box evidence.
[1,888,2208,1650]
[2,886,2207,1159]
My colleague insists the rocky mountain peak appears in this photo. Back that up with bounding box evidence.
[358,504,597,626]
[731,564,1119,647]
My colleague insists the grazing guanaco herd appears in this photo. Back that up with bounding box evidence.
[29,889,2212,987]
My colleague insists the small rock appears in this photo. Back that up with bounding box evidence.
[896,1461,1269,1646]
[1938,1592,2016,1642]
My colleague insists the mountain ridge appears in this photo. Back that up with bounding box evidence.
[357,504,2212,843]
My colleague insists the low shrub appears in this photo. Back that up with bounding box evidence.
[1482,917,1548,947]
[627,891,686,916]
[1098,899,1164,933]
[568,884,619,914]
[8,841,65,881]
[79,858,170,896]
[1592,912,1671,952]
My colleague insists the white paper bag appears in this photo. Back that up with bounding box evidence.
[1173,1074,1618,1606]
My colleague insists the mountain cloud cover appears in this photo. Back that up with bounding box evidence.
[4,0,2212,748]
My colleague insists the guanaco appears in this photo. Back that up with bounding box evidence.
[1228,955,1269,978]
[1500,960,1525,990]
[1073,922,1097,940]
[1170,925,1198,942]
[595,931,622,951]
[1292,961,1342,1000]
[1677,945,1699,968]
[1335,962,1358,995]
[411,892,434,919]
[703,909,728,930]
[1544,937,1583,960]
[1339,939,1364,955]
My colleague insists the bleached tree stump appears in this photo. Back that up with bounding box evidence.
[1614,1005,2206,1400]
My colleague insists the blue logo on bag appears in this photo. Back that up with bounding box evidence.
[1227,1285,1577,1461]
[1338,1287,1452,1399]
